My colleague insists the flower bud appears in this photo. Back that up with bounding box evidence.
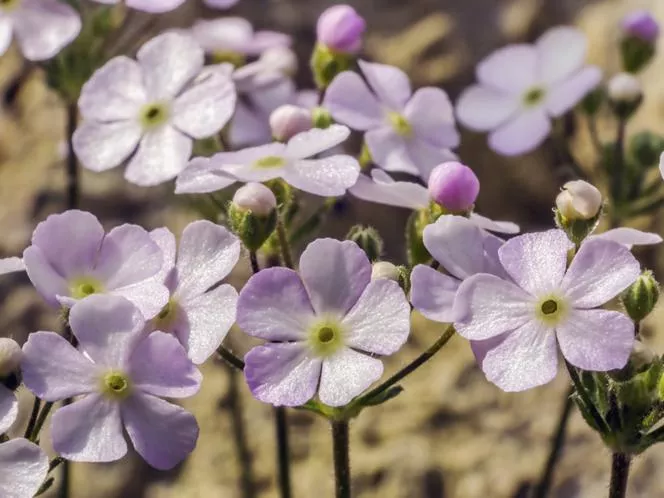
[316,4,366,54]
[229,183,278,251]
[622,270,660,323]
[608,73,642,103]
[346,225,383,262]
[270,105,313,142]
[371,261,400,281]
[620,12,658,73]
[622,11,660,43]
[630,132,664,168]
[556,180,603,221]
[0,338,21,378]
[232,183,277,216]
[428,162,480,213]
[312,106,333,129]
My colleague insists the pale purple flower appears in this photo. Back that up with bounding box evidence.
[149,221,240,365]
[428,162,480,212]
[0,257,24,275]
[411,215,508,324]
[91,0,186,13]
[456,230,640,391]
[176,125,360,197]
[204,0,240,8]
[0,384,17,435]
[0,0,81,61]
[349,169,519,234]
[317,4,366,53]
[270,104,313,142]
[191,17,290,57]
[456,26,602,156]
[73,32,236,187]
[21,295,201,470]
[589,228,662,249]
[22,210,169,318]
[324,60,459,180]
[622,11,660,43]
[238,238,411,407]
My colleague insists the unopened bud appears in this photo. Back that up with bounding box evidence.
[232,183,277,216]
[229,183,278,251]
[608,73,642,103]
[0,338,21,378]
[270,105,313,142]
[312,106,333,129]
[371,261,400,281]
[622,11,660,43]
[630,131,664,168]
[346,225,383,262]
[630,340,656,372]
[428,162,480,213]
[316,4,366,54]
[622,270,660,322]
[310,43,354,90]
[556,180,603,220]
[620,12,658,73]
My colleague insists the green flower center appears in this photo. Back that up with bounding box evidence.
[535,295,567,325]
[211,51,246,67]
[254,155,286,169]
[0,0,21,11]
[100,371,132,400]
[523,87,546,107]
[387,112,412,137]
[69,277,104,299]
[308,320,345,357]
[139,102,170,130]
[154,298,179,330]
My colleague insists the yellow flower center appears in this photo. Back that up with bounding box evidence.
[154,298,179,330]
[69,277,105,300]
[387,112,412,137]
[523,87,546,107]
[139,102,171,130]
[100,371,132,400]
[254,155,286,169]
[535,295,568,326]
[211,51,246,67]
[308,319,345,357]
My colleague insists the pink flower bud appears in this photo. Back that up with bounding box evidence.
[232,183,277,216]
[316,4,366,53]
[428,162,480,212]
[622,11,660,43]
[0,338,21,377]
[269,105,313,142]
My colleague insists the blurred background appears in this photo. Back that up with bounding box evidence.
[2,0,664,496]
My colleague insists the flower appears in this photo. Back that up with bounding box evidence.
[232,182,277,216]
[411,215,508,323]
[455,230,640,391]
[316,4,366,53]
[176,125,360,197]
[204,0,240,8]
[0,257,24,275]
[0,338,21,378]
[456,26,601,156]
[349,169,519,234]
[607,72,642,103]
[269,104,313,142]
[0,0,81,61]
[428,162,480,212]
[73,32,236,187]
[555,179,602,220]
[622,11,660,43]
[324,60,459,180]
[92,0,186,13]
[589,228,662,249]
[149,221,240,364]
[237,238,411,407]
[21,295,202,469]
[22,210,169,318]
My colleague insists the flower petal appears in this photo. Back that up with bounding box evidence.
[110,279,170,320]
[244,342,322,406]
[212,144,287,183]
[136,32,204,100]
[589,228,663,248]
[323,71,384,130]
[358,60,411,110]
[488,108,551,156]
[73,120,143,172]
[21,332,98,401]
[0,19,12,58]
[545,66,602,118]
[365,126,418,176]
[319,348,383,407]
[404,87,459,149]
[126,0,186,13]
[78,56,147,121]
[536,26,588,85]
[561,238,640,308]
[0,257,24,275]
[122,393,199,470]
[404,138,457,181]
[285,124,350,159]
[237,268,314,340]
[456,85,519,132]
[175,221,240,299]
[283,155,359,196]
[175,157,237,194]
[172,65,236,139]
[229,99,272,148]
[477,320,558,392]
[498,229,572,295]
[556,309,634,371]
[0,386,17,434]
[124,126,192,186]
[454,273,533,340]
[342,279,410,355]
[410,264,461,323]
[348,171,429,210]
[0,438,48,498]
[149,227,177,288]
[477,45,537,94]
[51,394,126,463]
[299,238,371,316]
[22,247,69,307]
[469,212,520,234]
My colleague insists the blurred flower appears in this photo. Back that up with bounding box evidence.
[456,230,639,391]
[232,182,277,216]
[149,221,240,365]
[457,27,601,156]
[269,104,313,141]
[608,73,642,103]
[176,125,360,197]
[92,0,186,13]
[0,257,24,275]
[555,179,602,220]
[324,60,459,180]
[22,210,169,318]
[588,228,663,249]
[371,261,400,282]
[73,32,236,186]
[0,0,81,61]
[203,0,240,9]
[21,296,201,470]
[237,238,410,407]
[428,162,480,212]
[316,4,366,53]
[622,11,660,43]
[0,338,21,378]
[0,436,48,498]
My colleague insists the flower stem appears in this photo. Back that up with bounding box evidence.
[227,364,257,498]
[24,397,42,440]
[66,103,79,211]
[275,406,293,498]
[609,453,631,498]
[276,217,294,269]
[532,387,574,498]
[249,250,260,274]
[217,344,245,371]
[30,401,54,442]
[331,420,351,498]
[610,118,627,226]
[564,361,609,434]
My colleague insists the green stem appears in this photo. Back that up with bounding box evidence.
[30,401,54,442]
[608,453,631,498]
[66,103,78,211]
[564,361,609,434]
[331,420,351,498]
[610,118,627,226]
[227,365,257,498]
[275,407,292,498]
[249,250,260,275]
[217,344,245,371]
[24,397,42,439]
[276,217,294,269]
[587,115,603,156]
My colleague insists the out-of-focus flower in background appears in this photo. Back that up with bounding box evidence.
[316,4,366,54]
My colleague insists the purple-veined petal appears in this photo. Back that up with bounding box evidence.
[318,348,383,407]
[51,394,126,463]
[342,279,410,355]
[299,238,371,316]
[358,60,411,110]
[348,170,429,210]
[285,125,350,159]
[126,0,186,13]
[237,268,314,340]
[283,155,359,196]
[129,332,201,397]
[456,85,519,132]
[175,220,240,299]
[561,238,640,308]
[469,212,520,234]
[498,229,572,295]
[488,108,551,156]
[454,273,533,340]
[122,393,199,470]
[589,228,663,248]
[365,126,418,176]
[73,120,143,172]
[411,265,461,323]
[110,279,170,320]
[545,66,602,117]
[323,71,384,130]
[477,44,537,94]
[0,438,49,498]
[477,319,558,392]
[556,309,634,371]
[0,386,17,434]
[21,332,99,401]
[244,342,322,407]
[22,247,69,306]
[149,227,177,288]
[404,87,459,149]
[175,157,237,194]
[536,26,588,85]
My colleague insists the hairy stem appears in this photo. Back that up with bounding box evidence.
[608,453,631,498]
[249,250,260,275]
